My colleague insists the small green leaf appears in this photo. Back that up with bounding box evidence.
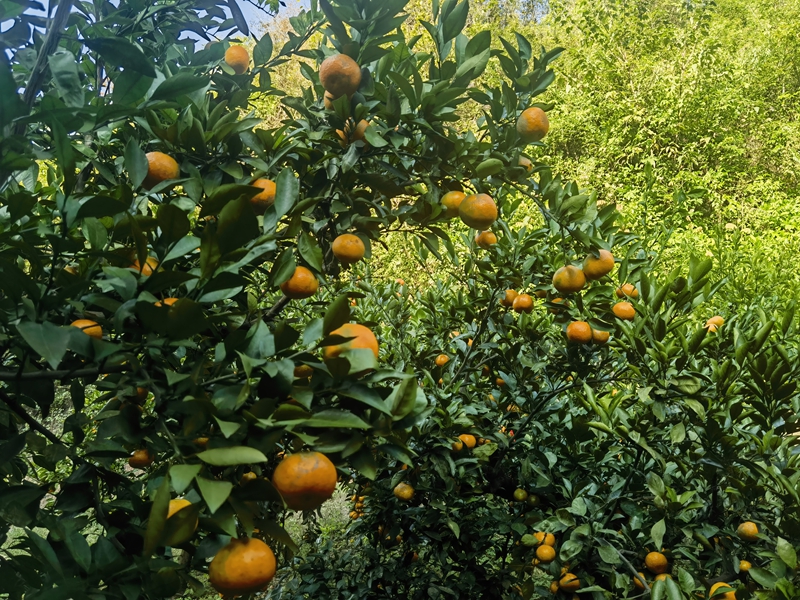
[273,168,298,219]
[64,528,92,573]
[143,477,171,557]
[651,518,666,549]
[777,537,797,569]
[197,446,268,466]
[48,50,83,107]
[170,464,201,494]
[162,503,201,547]
[597,544,620,565]
[84,37,156,77]
[196,477,233,514]
[323,295,351,335]
[17,321,71,369]
[297,232,323,273]
[253,33,273,65]
[150,74,209,101]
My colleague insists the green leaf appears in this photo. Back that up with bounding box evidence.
[0,53,28,129]
[196,477,233,514]
[651,518,666,549]
[664,576,682,600]
[143,477,171,557]
[447,520,460,539]
[125,138,148,188]
[76,195,130,219]
[273,167,298,219]
[50,118,76,194]
[597,544,620,565]
[48,50,83,107]
[278,409,369,429]
[200,184,258,217]
[749,567,777,589]
[197,446,268,466]
[170,464,202,495]
[442,0,468,42]
[17,321,71,369]
[339,384,391,415]
[253,33,273,65]
[363,125,388,148]
[350,446,377,480]
[157,204,190,243]
[162,503,201,547]
[257,520,299,554]
[777,537,797,569]
[323,295,351,335]
[227,0,249,35]
[84,37,156,77]
[150,74,209,102]
[64,528,92,573]
[386,376,417,420]
[297,232,323,273]
[26,529,63,576]
[216,197,259,256]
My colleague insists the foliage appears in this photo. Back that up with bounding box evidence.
[1,0,800,598]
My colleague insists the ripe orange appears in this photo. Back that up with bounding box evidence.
[224,45,250,74]
[512,293,533,313]
[143,151,179,188]
[516,106,550,143]
[548,297,568,314]
[319,53,361,98]
[280,266,319,299]
[616,283,639,298]
[496,377,505,386]
[549,581,560,594]
[250,178,276,214]
[209,537,276,595]
[459,193,498,230]
[558,573,580,592]
[294,364,313,378]
[582,249,615,280]
[518,156,533,172]
[71,319,103,339]
[323,91,336,110]
[553,265,586,294]
[271,451,338,511]
[739,560,751,572]
[736,521,759,542]
[154,297,178,307]
[193,437,209,448]
[709,582,736,599]
[535,532,556,547]
[536,545,556,563]
[128,449,153,469]
[633,572,648,590]
[451,439,464,452]
[323,323,379,360]
[441,190,466,218]
[131,256,159,275]
[566,321,592,344]
[393,482,415,501]
[167,499,191,519]
[500,289,518,307]
[332,233,366,264]
[435,354,450,367]
[705,315,725,332]
[592,329,610,344]
[612,301,636,320]
[645,551,668,574]
[655,573,672,582]
[458,434,477,449]
[135,387,149,403]
[475,230,497,248]
[239,471,258,486]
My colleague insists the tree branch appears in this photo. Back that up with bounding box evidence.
[0,388,63,446]
[264,295,290,321]
[0,364,130,381]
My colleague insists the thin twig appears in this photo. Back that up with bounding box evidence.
[0,387,63,446]
[264,295,291,321]
[0,363,130,381]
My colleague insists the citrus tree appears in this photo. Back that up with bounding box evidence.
[1,0,800,598]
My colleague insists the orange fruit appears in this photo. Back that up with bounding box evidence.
[393,482,415,501]
[128,449,153,469]
[633,572,648,590]
[553,265,586,294]
[645,551,668,574]
[250,178,276,214]
[167,498,197,529]
[224,45,250,74]
[558,573,580,592]
[518,156,533,172]
[458,434,477,449]
[459,193,498,230]
[271,451,338,511]
[294,364,313,378]
[736,521,759,542]
[616,283,639,298]
[441,190,466,218]
[71,319,103,339]
[451,439,464,452]
[549,581,560,594]
[319,53,361,98]
[323,323,379,360]
[516,107,550,143]
[592,329,610,344]
[566,321,592,344]
[582,249,615,280]
[143,151,179,188]
[496,377,505,386]
[239,471,258,486]
[131,256,159,275]
[435,354,450,367]
[134,387,149,403]
[63,265,78,275]
[323,91,336,110]
[548,297,568,314]
[512,488,528,501]
[512,293,533,313]
[536,545,556,563]
[705,315,724,332]
[154,297,178,307]
[500,289,518,307]
[209,537,276,595]
[535,532,556,547]
[332,234,366,264]
[739,560,751,572]
[655,573,672,582]
[193,437,209,448]
[534,289,547,298]
[612,301,635,320]
[709,582,736,599]
[280,266,319,299]
[475,230,497,248]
